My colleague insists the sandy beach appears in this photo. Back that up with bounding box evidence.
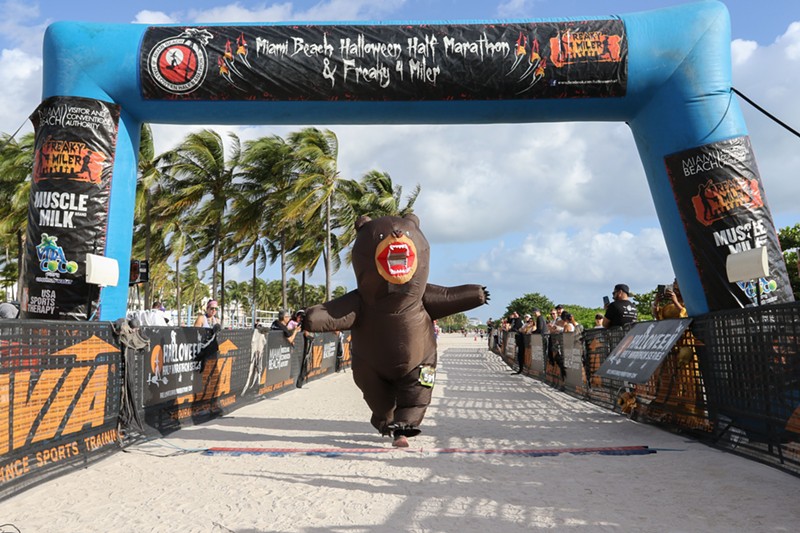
[0,333,797,532]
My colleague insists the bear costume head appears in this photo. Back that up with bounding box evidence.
[352,214,430,303]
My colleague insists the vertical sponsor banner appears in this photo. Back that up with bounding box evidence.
[665,136,794,310]
[263,332,294,392]
[21,96,120,320]
[140,22,627,102]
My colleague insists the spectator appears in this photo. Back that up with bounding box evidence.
[508,311,525,374]
[562,312,576,333]
[603,284,638,328]
[533,308,547,336]
[653,279,687,320]
[547,309,560,332]
[288,309,305,330]
[194,300,221,328]
[270,309,298,346]
[149,301,170,326]
[593,314,605,328]
[520,313,535,334]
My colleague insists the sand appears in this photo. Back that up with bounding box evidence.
[0,333,796,532]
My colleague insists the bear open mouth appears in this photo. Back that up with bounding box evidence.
[376,239,417,283]
[387,244,412,275]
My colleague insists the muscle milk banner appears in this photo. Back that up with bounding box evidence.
[665,136,794,310]
[21,96,120,320]
[141,21,627,101]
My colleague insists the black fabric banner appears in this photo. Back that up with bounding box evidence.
[596,319,693,384]
[664,136,794,310]
[21,96,120,320]
[141,21,627,101]
[0,321,121,500]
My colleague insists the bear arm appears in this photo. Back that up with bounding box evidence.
[304,290,361,332]
[423,283,487,321]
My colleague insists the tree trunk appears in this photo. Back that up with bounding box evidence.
[15,230,23,302]
[220,260,226,325]
[175,255,182,326]
[252,240,257,327]
[144,194,152,309]
[280,233,287,311]
[325,195,332,301]
[301,271,306,309]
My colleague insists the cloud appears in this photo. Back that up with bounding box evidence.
[496,0,534,19]
[132,10,179,24]
[135,0,408,25]
[731,19,800,228]
[0,48,42,135]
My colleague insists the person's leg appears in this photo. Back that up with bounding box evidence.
[352,367,396,435]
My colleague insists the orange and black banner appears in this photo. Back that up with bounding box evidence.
[141,21,627,101]
[133,328,343,435]
[665,136,794,310]
[21,96,120,320]
[0,321,121,500]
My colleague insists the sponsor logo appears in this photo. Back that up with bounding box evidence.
[35,233,78,274]
[0,336,116,458]
[691,177,764,227]
[146,28,213,95]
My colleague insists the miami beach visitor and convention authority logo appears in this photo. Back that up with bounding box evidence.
[146,28,213,95]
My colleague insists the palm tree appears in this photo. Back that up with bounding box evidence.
[335,170,421,262]
[284,127,343,301]
[160,129,243,301]
[132,123,169,308]
[0,132,34,300]
[232,134,298,312]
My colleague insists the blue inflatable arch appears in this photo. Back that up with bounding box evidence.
[24,0,793,321]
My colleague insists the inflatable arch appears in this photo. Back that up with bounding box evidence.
[23,0,793,321]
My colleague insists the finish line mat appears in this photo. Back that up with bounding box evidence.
[204,445,655,457]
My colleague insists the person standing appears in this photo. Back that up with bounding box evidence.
[603,284,638,328]
[508,311,525,374]
[194,300,221,328]
[270,309,298,346]
[533,308,547,336]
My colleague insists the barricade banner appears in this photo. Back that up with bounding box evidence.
[21,96,121,320]
[595,319,693,384]
[0,321,121,499]
[529,334,546,378]
[261,331,294,393]
[138,327,249,432]
[561,332,585,392]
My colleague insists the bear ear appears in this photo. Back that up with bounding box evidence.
[403,213,420,227]
[355,215,372,231]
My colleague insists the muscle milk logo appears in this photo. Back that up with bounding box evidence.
[712,219,769,254]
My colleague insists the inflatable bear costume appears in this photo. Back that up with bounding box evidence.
[304,214,489,446]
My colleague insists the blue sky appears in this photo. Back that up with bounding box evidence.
[1,0,799,322]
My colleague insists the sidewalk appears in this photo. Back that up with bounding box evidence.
[0,333,796,532]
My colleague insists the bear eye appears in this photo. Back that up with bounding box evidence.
[378,233,384,240]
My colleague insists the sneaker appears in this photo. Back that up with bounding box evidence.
[392,434,409,448]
